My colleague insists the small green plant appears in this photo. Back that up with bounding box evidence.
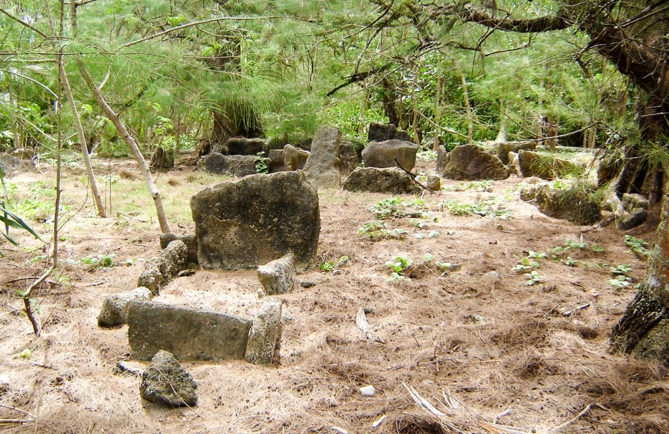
[525,271,544,286]
[624,235,650,257]
[527,251,546,259]
[369,197,403,219]
[562,257,577,267]
[564,239,587,250]
[79,253,115,269]
[319,255,349,272]
[610,264,632,276]
[591,244,604,253]
[442,180,493,192]
[255,152,269,174]
[358,221,407,240]
[440,198,511,219]
[386,255,413,281]
[512,257,540,273]
[608,275,631,290]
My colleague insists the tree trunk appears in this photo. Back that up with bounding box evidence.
[59,61,106,217]
[460,72,473,143]
[611,182,669,366]
[75,58,171,234]
[381,78,400,126]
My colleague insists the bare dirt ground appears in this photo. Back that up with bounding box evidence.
[1,157,668,433]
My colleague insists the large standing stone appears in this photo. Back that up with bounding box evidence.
[149,147,175,170]
[222,137,266,155]
[98,287,152,328]
[140,350,197,407]
[338,141,361,176]
[268,149,285,172]
[436,146,448,174]
[0,154,35,177]
[245,299,282,365]
[138,240,188,295]
[518,150,581,180]
[191,171,320,270]
[362,140,419,171]
[440,145,509,180]
[197,153,268,177]
[127,301,252,361]
[343,167,421,194]
[257,254,295,295]
[283,144,310,171]
[367,123,414,143]
[303,126,342,188]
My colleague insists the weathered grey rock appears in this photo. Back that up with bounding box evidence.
[98,287,152,327]
[508,151,521,175]
[197,153,269,177]
[303,126,342,188]
[622,193,650,211]
[283,144,309,171]
[518,150,581,180]
[268,149,285,172]
[495,141,537,164]
[159,233,198,265]
[149,147,174,170]
[128,301,252,361]
[426,176,441,192]
[343,167,421,194]
[362,140,419,171]
[367,123,413,143]
[9,148,36,160]
[245,299,282,365]
[140,350,197,407]
[0,154,35,177]
[597,151,623,187]
[520,184,601,225]
[223,137,266,155]
[338,141,360,176]
[257,254,295,295]
[138,240,188,295]
[436,146,448,174]
[159,233,197,264]
[191,171,320,270]
[616,208,648,230]
[440,145,509,180]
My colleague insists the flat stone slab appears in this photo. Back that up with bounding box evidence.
[127,301,252,361]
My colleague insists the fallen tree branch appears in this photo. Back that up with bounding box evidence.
[394,159,429,192]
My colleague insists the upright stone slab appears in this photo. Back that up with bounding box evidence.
[440,144,509,180]
[338,141,360,176]
[283,144,309,171]
[362,140,419,171]
[245,299,282,365]
[224,137,266,155]
[197,153,268,177]
[127,301,252,361]
[367,123,414,143]
[303,126,342,188]
[257,254,295,295]
[190,171,320,270]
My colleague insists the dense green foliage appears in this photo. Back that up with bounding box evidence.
[0,1,663,157]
